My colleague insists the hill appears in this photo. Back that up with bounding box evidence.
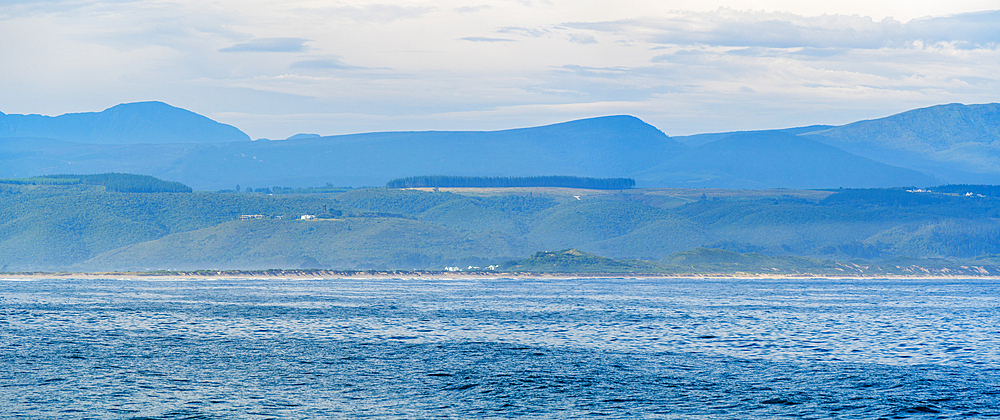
[0,173,192,193]
[80,218,531,271]
[0,101,250,144]
[496,247,1000,277]
[497,248,663,273]
[4,182,1000,271]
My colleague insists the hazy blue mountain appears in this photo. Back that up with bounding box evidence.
[671,125,835,147]
[3,101,993,189]
[0,101,250,144]
[637,131,938,189]
[289,114,683,179]
[147,114,685,189]
[801,103,1000,182]
[0,115,689,189]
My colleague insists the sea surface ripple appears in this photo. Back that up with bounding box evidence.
[2,277,999,418]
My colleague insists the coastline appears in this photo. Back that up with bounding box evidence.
[3,270,999,281]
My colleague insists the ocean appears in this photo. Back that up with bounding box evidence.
[2,276,998,418]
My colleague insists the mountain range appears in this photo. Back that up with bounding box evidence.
[2,101,999,189]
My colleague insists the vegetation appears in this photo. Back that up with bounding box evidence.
[498,249,662,273]
[5,181,1000,272]
[0,176,79,186]
[933,184,1000,197]
[386,175,635,190]
[497,247,1000,277]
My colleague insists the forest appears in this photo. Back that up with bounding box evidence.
[3,175,1000,272]
[0,173,192,193]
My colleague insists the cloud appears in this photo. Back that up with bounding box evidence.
[289,57,360,70]
[497,26,550,38]
[323,4,434,23]
[460,36,515,42]
[568,33,597,44]
[555,64,632,77]
[564,9,1000,50]
[3,0,999,140]
[905,10,1000,49]
[220,37,310,53]
[454,5,491,14]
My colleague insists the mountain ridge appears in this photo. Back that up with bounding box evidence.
[0,101,250,144]
[3,101,1000,189]
[802,103,1000,180]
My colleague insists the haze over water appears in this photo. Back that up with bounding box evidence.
[3,277,999,418]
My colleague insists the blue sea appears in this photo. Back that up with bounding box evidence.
[2,276,999,419]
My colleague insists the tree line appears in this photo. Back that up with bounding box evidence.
[0,173,192,193]
[386,175,636,190]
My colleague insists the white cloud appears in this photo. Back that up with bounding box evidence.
[311,3,436,23]
[289,57,363,70]
[454,5,491,14]
[568,33,597,44]
[564,9,1000,50]
[220,37,311,52]
[460,36,516,42]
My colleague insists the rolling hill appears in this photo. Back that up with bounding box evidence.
[5,177,1000,271]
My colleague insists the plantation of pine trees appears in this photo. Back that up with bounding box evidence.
[0,173,193,193]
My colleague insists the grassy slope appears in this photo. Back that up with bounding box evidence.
[0,185,339,270]
[79,218,533,271]
[6,184,1000,271]
[499,247,1000,277]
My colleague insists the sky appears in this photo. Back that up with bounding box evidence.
[1,0,999,139]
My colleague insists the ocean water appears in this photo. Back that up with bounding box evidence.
[1,276,999,419]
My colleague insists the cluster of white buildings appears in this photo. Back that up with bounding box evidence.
[239,214,316,220]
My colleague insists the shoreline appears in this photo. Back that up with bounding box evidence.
[3,270,999,281]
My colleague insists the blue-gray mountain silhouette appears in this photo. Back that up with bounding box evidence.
[0,101,249,144]
[639,131,937,188]
[800,103,1000,183]
[5,101,1000,189]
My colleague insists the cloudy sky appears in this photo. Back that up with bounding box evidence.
[1,0,999,139]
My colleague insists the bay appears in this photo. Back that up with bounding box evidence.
[2,277,998,418]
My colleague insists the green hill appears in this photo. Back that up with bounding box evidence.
[497,247,1000,277]
[498,249,663,273]
[5,180,1000,271]
[80,218,532,271]
[1,173,193,193]
[0,182,338,270]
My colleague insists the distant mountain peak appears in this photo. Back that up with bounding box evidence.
[533,115,660,131]
[802,102,1000,177]
[0,101,250,144]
